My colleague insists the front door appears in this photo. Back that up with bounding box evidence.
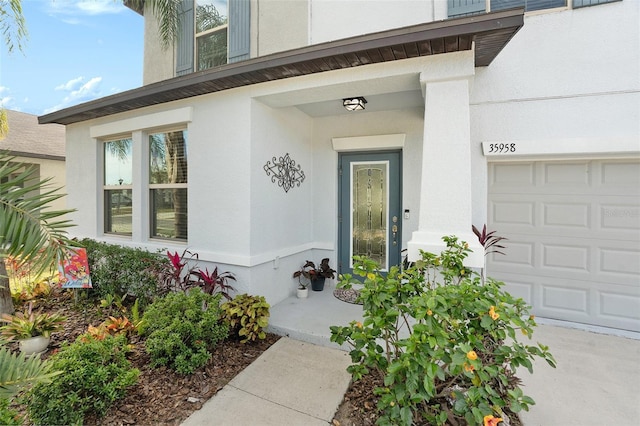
[338,151,402,276]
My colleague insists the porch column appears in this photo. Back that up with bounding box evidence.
[407,51,483,267]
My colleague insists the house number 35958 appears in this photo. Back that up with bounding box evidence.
[488,143,516,153]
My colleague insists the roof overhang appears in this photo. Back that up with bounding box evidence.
[39,8,523,126]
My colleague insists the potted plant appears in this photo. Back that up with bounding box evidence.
[0,301,66,355]
[292,258,336,292]
[293,261,311,298]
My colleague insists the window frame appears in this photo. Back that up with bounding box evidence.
[447,0,620,18]
[147,128,188,242]
[102,137,134,237]
[194,0,229,72]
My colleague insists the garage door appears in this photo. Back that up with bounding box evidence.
[487,159,640,332]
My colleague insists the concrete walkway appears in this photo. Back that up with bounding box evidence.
[181,337,352,426]
[518,323,640,426]
[182,288,640,426]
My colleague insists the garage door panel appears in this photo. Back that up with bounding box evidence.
[542,243,590,272]
[490,163,535,187]
[600,291,640,320]
[600,161,640,188]
[544,202,590,228]
[599,247,640,277]
[489,240,535,267]
[543,162,590,187]
[601,205,640,231]
[491,199,535,226]
[541,285,588,313]
[488,159,640,331]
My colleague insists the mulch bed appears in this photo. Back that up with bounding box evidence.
[8,288,280,425]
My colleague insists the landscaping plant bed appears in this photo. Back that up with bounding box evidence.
[332,374,523,426]
[11,287,280,426]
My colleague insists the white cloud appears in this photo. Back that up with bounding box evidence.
[44,0,127,24]
[0,96,13,108]
[45,76,103,114]
[55,76,85,91]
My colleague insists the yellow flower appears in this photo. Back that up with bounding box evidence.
[366,272,376,280]
[355,321,363,329]
[463,362,475,372]
[467,350,478,361]
[460,269,465,275]
[464,243,469,249]
[483,415,503,426]
[489,306,500,320]
[427,309,433,316]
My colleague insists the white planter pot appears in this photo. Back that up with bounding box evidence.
[19,336,50,355]
[297,288,309,298]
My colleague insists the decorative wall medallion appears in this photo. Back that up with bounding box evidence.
[264,153,305,193]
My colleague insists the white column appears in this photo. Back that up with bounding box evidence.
[407,51,484,267]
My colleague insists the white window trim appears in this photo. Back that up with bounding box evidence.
[93,108,192,244]
[196,24,229,71]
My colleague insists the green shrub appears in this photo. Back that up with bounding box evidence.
[26,334,139,426]
[0,399,21,426]
[140,289,229,374]
[221,294,270,343]
[78,238,166,306]
[330,236,556,426]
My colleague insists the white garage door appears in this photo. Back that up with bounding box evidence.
[487,159,640,332]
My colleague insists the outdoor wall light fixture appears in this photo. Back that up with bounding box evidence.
[342,96,367,111]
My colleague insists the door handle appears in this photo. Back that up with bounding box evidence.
[392,225,398,245]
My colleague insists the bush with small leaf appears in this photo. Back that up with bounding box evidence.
[139,288,228,374]
[25,334,139,426]
[330,236,556,425]
[79,238,166,306]
[221,294,270,343]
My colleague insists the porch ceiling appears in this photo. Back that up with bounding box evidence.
[39,8,523,126]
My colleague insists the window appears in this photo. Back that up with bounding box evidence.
[104,138,133,235]
[149,130,188,241]
[491,0,566,12]
[447,0,619,17]
[196,0,228,71]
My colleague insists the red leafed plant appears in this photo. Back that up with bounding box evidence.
[149,249,235,300]
[472,224,507,256]
[194,267,236,300]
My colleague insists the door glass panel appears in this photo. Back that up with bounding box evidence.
[352,161,388,270]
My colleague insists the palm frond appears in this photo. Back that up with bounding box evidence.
[0,0,28,54]
[0,347,62,399]
[130,0,180,49]
[0,152,76,276]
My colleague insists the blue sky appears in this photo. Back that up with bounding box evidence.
[0,0,144,117]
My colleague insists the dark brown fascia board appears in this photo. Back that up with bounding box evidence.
[39,8,523,126]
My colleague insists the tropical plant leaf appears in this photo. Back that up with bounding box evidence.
[0,152,76,277]
[0,346,61,399]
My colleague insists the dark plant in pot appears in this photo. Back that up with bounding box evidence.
[292,258,336,292]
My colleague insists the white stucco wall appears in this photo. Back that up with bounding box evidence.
[310,0,445,43]
[256,0,309,55]
[471,0,639,147]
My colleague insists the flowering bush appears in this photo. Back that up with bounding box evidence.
[330,236,556,425]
